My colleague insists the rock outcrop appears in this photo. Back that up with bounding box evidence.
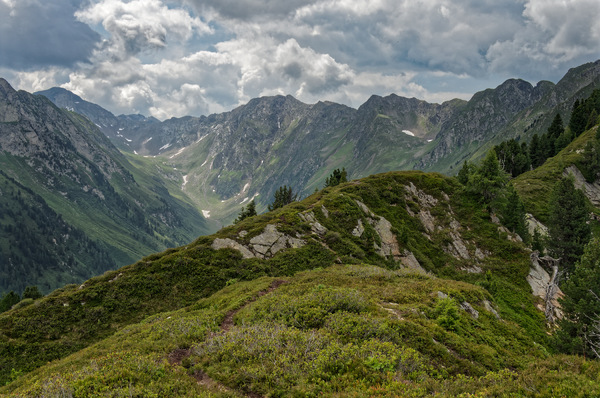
[212,224,306,259]
[527,252,563,324]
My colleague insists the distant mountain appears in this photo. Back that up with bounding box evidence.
[1,79,209,295]
[37,61,600,226]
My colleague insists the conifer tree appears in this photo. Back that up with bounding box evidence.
[457,161,475,185]
[569,99,588,137]
[22,286,42,300]
[500,186,529,242]
[268,186,297,211]
[0,291,20,313]
[467,150,507,203]
[324,168,348,188]
[547,176,590,274]
[555,238,600,357]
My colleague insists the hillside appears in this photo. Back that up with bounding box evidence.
[37,61,600,227]
[2,170,597,396]
[513,125,600,223]
[0,79,210,295]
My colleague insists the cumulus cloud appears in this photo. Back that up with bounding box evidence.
[3,0,600,119]
[0,0,99,69]
[486,0,600,79]
[75,0,212,57]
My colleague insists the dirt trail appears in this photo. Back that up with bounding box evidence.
[168,279,288,397]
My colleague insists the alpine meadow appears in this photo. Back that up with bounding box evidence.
[1,1,600,394]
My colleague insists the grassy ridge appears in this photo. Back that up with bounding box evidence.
[0,170,572,394]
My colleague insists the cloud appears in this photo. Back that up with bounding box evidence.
[183,0,320,21]
[487,0,600,79]
[0,0,100,69]
[75,0,212,57]
[4,0,600,120]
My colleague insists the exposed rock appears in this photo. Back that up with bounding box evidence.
[498,226,523,242]
[249,224,306,258]
[482,300,501,319]
[460,265,483,274]
[449,219,461,231]
[354,200,401,260]
[373,217,401,259]
[437,291,448,299]
[321,205,329,218]
[299,211,327,235]
[400,250,427,274]
[474,247,486,260]
[355,200,375,217]
[404,182,438,207]
[213,225,306,260]
[526,213,548,236]
[418,210,436,233]
[490,213,501,224]
[460,301,479,319]
[527,252,564,323]
[212,238,255,259]
[447,232,470,260]
[352,219,365,237]
[564,165,600,206]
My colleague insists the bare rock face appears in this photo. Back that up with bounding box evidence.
[564,165,600,206]
[211,238,255,259]
[460,301,479,319]
[446,232,471,260]
[298,211,327,235]
[399,250,427,274]
[527,252,563,323]
[212,224,306,259]
[404,182,438,207]
[526,213,548,236]
[354,200,401,259]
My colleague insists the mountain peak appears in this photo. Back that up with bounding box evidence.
[0,78,16,99]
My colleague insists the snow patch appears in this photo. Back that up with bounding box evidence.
[159,143,172,151]
[182,175,189,187]
[202,210,210,218]
[200,158,209,167]
[427,139,433,142]
[118,127,124,131]
[169,147,186,159]
[240,197,249,204]
[402,130,415,136]
[143,137,153,144]
[124,138,132,142]
[242,183,250,192]
[133,150,138,155]
[196,134,207,143]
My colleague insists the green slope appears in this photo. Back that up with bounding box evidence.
[0,170,577,394]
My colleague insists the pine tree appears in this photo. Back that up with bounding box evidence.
[500,186,529,243]
[22,286,42,300]
[268,186,298,211]
[531,229,545,254]
[547,176,591,274]
[547,113,565,156]
[457,161,475,185]
[235,200,257,224]
[0,291,20,313]
[555,238,600,357]
[324,168,348,188]
[569,100,588,137]
[529,134,543,168]
[467,150,507,203]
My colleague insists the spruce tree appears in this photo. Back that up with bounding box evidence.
[501,186,529,242]
[547,176,591,274]
[467,150,507,203]
[555,238,600,357]
[324,168,348,188]
[22,286,42,300]
[0,291,20,313]
[234,199,257,223]
[547,113,565,156]
[569,99,588,137]
[268,186,297,211]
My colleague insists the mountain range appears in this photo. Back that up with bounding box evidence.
[0,60,600,396]
[0,60,599,295]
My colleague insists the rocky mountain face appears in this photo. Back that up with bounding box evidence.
[0,79,209,294]
[36,61,600,226]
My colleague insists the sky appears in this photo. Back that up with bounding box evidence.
[1,0,599,120]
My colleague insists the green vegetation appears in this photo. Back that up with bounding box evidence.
[555,238,600,358]
[234,200,257,224]
[267,185,298,211]
[547,176,591,272]
[324,167,348,187]
[0,169,598,396]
